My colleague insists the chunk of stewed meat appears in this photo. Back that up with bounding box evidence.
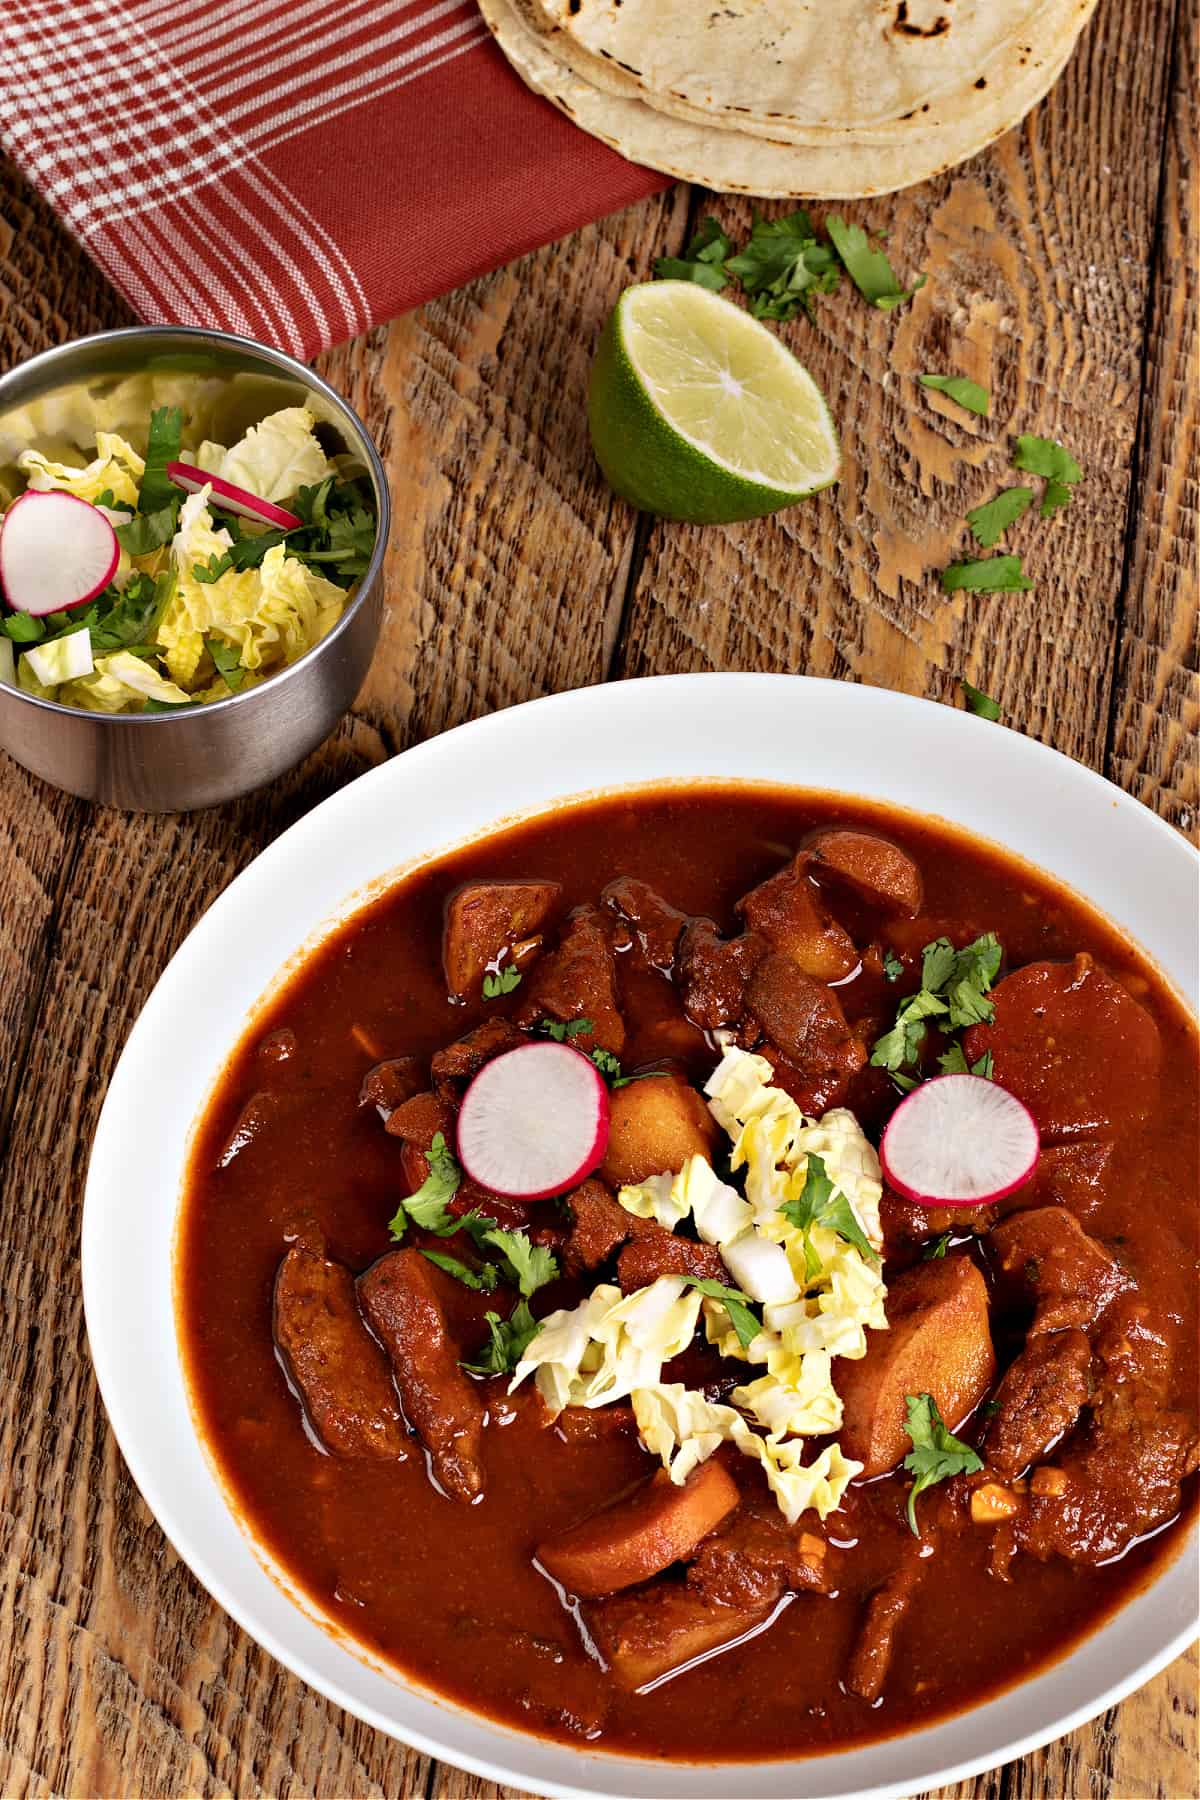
[359,1056,425,1121]
[879,1188,997,1259]
[516,906,626,1054]
[272,1247,407,1460]
[600,1073,719,1188]
[736,858,859,982]
[804,829,923,917]
[563,1179,638,1275]
[674,919,766,1033]
[686,1503,831,1608]
[962,955,1161,1140]
[984,1328,1092,1478]
[834,1256,995,1477]
[384,1088,455,1147]
[744,953,867,1111]
[603,877,688,975]
[357,1250,485,1502]
[584,1581,773,1690]
[1024,1139,1115,1225]
[845,1560,921,1702]
[442,879,560,1001]
[988,1206,1130,1334]
[1011,1398,1199,1566]
[617,1229,727,1294]
[430,1018,524,1091]
[537,1460,740,1597]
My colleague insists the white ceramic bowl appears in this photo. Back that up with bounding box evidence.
[83,673,1199,1800]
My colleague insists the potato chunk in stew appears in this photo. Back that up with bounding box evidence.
[537,1460,739,1597]
[804,828,924,917]
[834,1256,995,1477]
[600,1073,719,1188]
[585,1581,774,1690]
[736,857,859,982]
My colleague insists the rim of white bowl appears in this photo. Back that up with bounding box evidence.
[83,672,1200,1800]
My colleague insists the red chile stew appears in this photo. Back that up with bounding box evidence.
[178,786,1199,1760]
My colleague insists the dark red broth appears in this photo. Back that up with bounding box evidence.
[178,785,1198,1761]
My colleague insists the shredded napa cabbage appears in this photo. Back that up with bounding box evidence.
[57,650,192,713]
[158,488,344,692]
[510,1277,702,1414]
[197,405,332,502]
[18,431,144,507]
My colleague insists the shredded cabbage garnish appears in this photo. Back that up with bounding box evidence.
[19,432,144,508]
[511,1045,888,1524]
[203,405,332,501]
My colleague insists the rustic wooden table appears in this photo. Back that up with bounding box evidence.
[0,0,1196,1791]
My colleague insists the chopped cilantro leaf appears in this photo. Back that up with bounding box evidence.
[590,1046,623,1080]
[960,678,1001,721]
[870,988,947,1077]
[726,210,841,321]
[966,486,1034,549]
[937,1043,993,1079]
[1040,479,1074,517]
[205,636,246,693]
[826,215,926,310]
[138,405,184,516]
[882,948,905,983]
[387,1132,461,1238]
[462,1299,540,1376]
[1013,434,1082,486]
[193,552,233,585]
[116,503,180,557]
[654,217,733,291]
[540,1018,593,1042]
[918,374,989,417]
[683,1276,763,1350]
[420,1249,498,1291]
[482,962,522,999]
[923,1233,951,1260]
[903,1392,983,1535]
[780,1152,879,1265]
[873,934,1001,1083]
[481,1228,559,1299]
[3,612,46,643]
[940,554,1033,594]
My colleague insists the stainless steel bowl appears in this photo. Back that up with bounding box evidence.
[0,326,389,811]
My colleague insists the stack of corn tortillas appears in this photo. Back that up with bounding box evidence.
[480,0,1100,198]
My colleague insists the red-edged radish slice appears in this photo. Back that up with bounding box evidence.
[880,1073,1039,1206]
[456,1041,610,1200]
[166,460,302,531]
[0,491,119,616]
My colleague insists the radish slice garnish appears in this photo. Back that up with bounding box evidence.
[456,1041,610,1200]
[0,490,119,616]
[880,1073,1039,1206]
[167,461,302,532]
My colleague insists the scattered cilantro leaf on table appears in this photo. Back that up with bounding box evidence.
[780,1152,879,1265]
[654,217,734,291]
[903,1392,983,1535]
[941,554,1033,594]
[683,1277,763,1350]
[960,678,1001,721]
[826,215,926,310]
[918,374,989,417]
[462,1300,541,1376]
[1012,435,1082,516]
[966,486,1034,549]
[725,211,841,321]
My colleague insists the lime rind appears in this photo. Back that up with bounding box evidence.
[588,282,840,524]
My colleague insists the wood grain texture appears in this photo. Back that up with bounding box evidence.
[0,0,1196,1790]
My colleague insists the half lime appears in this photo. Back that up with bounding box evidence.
[588,281,840,524]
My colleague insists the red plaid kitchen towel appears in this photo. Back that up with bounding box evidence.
[0,0,668,359]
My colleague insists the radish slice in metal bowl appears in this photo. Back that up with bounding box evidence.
[166,459,302,531]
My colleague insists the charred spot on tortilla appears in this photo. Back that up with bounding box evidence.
[894,2,952,37]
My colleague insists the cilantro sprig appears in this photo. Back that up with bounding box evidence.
[826,215,926,311]
[918,374,989,417]
[462,1300,541,1375]
[871,934,1001,1089]
[654,217,734,292]
[683,1277,762,1350]
[902,1392,983,1535]
[387,1133,462,1237]
[780,1152,879,1273]
[940,554,1033,594]
[482,961,522,999]
[966,486,1033,549]
[1013,435,1082,516]
[725,211,841,321]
